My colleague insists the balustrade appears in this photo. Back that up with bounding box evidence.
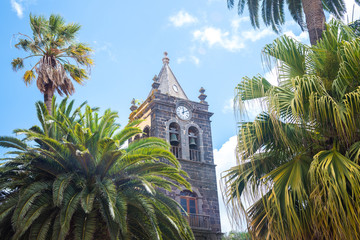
[183,213,211,230]
[189,149,200,161]
[171,146,182,159]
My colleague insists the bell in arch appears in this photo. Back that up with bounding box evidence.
[170,133,179,145]
[189,137,197,148]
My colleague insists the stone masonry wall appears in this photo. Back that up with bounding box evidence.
[133,91,221,239]
[150,92,221,235]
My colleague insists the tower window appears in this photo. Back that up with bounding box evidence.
[188,127,200,161]
[180,190,198,214]
[169,122,181,159]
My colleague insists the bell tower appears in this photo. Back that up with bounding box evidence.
[129,53,221,240]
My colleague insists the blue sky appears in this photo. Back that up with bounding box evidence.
[1,0,360,233]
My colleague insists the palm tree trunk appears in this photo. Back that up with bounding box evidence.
[44,86,54,115]
[302,0,326,45]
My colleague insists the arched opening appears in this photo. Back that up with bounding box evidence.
[178,189,210,229]
[143,126,150,138]
[169,122,181,158]
[180,190,198,215]
[188,126,200,161]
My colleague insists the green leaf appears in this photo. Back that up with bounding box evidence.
[53,174,73,206]
[73,211,97,240]
[11,58,24,71]
[29,212,55,240]
[80,188,95,214]
[59,187,81,238]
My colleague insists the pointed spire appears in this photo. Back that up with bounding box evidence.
[198,87,207,103]
[162,51,169,65]
[147,52,188,99]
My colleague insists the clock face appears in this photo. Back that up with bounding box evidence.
[176,106,190,120]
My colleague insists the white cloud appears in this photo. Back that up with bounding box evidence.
[223,96,265,119]
[214,136,241,233]
[328,0,360,22]
[215,136,260,232]
[241,99,264,121]
[223,98,234,114]
[284,30,309,43]
[176,55,200,65]
[193,28,227,46]
[264,66,279,86]
[177,57,186,64]
[284,20,297,27]
[344,0,360,22]
[215,135,273,233]
[11,0,24,18]
[193,27,245,51]
[192,16,275,52]
[190,55,200,65]
[93,41,118,62]
[231,17,250,30]
[242,28,275,42]
[233,17,274,42]
[169,11,198,27]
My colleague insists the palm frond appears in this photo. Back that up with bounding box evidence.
[73,210,97,240]
[224,20,360,238]
[0,98,193,240]
[11,58,24,71]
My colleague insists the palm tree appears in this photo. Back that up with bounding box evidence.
[11,14,93,114]
[223,20,360,239]
[0,98,194,240]
[226,0,357,45]
[349,19,360,36]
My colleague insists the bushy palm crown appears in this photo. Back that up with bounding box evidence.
[11,14,93,113]
[0,98,194,240]
[226,0,350,33]
[223,20,360,239]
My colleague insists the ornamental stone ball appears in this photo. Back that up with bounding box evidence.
[198,87,207,103]
[130,98,138,112]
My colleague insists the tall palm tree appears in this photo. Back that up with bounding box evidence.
[226,0,357,45]
[0,98,194,240]
[223,20,360,239]
[11,14,93,114]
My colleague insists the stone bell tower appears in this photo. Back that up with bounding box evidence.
[129,52,221,240]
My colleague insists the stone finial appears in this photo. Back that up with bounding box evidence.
[162,51,170,65]
[130,98,138,112]
[152,74,160,89]
[198,87,207,103]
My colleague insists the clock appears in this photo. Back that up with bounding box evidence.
[176,106,190,120]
